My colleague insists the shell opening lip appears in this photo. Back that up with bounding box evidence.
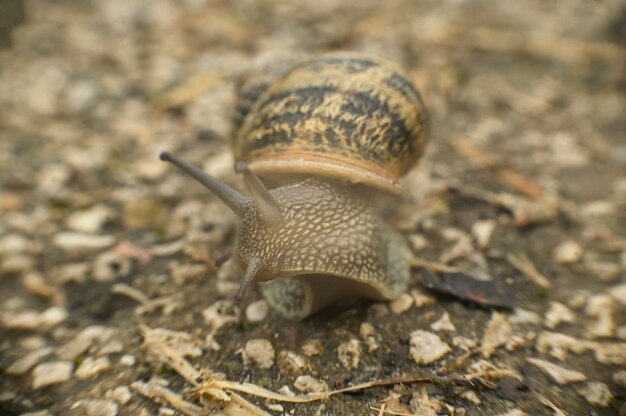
[247,159,403,195]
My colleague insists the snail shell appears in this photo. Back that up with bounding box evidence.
[160,52,430,320]
[234,52,430,195]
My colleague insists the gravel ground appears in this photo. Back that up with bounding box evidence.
[1,0,625,415]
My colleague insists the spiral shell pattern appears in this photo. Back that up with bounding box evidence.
[234,52,430,194]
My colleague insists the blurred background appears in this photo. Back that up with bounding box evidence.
[0,0,625,415]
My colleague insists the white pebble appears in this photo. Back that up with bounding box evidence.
[553,240,583,264]
[92,252,132,282]
[509,308,542,325]
[66,205,113,233]
[389,293,413,314]
[277,350,309,374]
[409,330,451,365]
[106,386,132,405]
[585,294,616,338]
[609,283,626,306]
[337,339,362,370]
[544,302,575,329]
[579,382,613,407]
[241,339,275,368]
[6,347,54,375]
[245,300,269,323]
[359,322,379,352]
[69,399,118,416]
[75,356,112,380]
[471,220,496,249]
[431,312,456,332]
[1,307,67,331]
[293,375,328,393]
[301,339,323,357]
[119,354,136,366]
[32,361,73,389]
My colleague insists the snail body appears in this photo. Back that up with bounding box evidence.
[161,52,430,320]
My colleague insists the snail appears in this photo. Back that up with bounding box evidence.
[160,52,430,320]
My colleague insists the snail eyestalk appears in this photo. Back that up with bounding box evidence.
[160,151,251,217]
[235,161,283,227]
[236,257,261,302]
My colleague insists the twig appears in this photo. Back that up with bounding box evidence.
[507,253,551,289]
[410,257,460,273]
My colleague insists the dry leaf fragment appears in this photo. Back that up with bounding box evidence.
[482,312,512,357]
[526,357,586,385]
[507,253,551,290]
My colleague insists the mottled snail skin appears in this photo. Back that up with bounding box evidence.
[238,178,410,320]
[161,52,429,320]
[234,51,430,194]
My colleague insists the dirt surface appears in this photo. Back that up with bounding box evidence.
[1,0,626,415]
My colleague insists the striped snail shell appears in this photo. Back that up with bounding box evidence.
[161,52,430,320]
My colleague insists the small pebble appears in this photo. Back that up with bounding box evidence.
[613,370,626,388]
[544,302,575,329]
[481,312,512,358]
[119,354,136,366]
[202,300,240,332]
[122,196,166,229]
[592,342,626,365]
[19,412,52,416]
[431,312,456,332]
[6,347,54,375]
[578,382,613,407]
[75,356,112,380]
[409,330,451,365]
[452,336,477,351]
[241,339,275,368]
[390,293,413,314]
[0,391,16,403]
[106,386,132,405]
[57,326,116,360]
[301,339,323,357]
[245,300,269,323]
[526,357,587,385]
[471,219,496,249]
[585,294,616,338]
[53,232,116,251]
[92,251,132,282]
[337,339,362,370]
[409,234,428,251]
[143,327,201,358]
[293,375,328,393]
[69,399,118,416]
[359,322,379,352]
[53,262,90,284]
[410,288,436,308]
[496,410,527,416]
[585,260,623,282]
[609,283,626,306]
[1,307,67,331]
[32,361,74,389]
[535,331,589,361]
[460,390,481,404]
[23,272,58,300]
[170,262,206,285]
[1,254,34,274]
[509,308,542,325]
[66,205,113,233]
[553,240,583,264]
[277,350,309,375]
